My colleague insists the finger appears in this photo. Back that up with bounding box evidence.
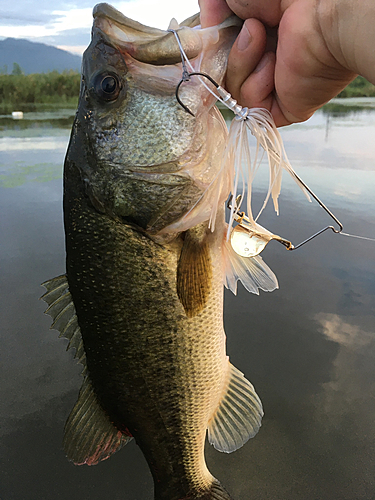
[199,0,233,28]
[270,96,296,127]
[237,51,275,109]
[233,50,297,127]
[238,52,299,127]
[226,0,282,27]
[226,19,268,102]
[272,3,356,126]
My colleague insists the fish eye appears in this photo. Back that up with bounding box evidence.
[92,72,121,102]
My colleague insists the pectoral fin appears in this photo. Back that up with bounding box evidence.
[177,224,212,318]
[208,362,263,453]
[64,378,132,465]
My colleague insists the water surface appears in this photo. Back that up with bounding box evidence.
[1,102,374,500]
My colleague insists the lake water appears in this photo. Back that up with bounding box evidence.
[1,99,375,500]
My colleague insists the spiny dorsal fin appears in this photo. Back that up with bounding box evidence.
[208,362,263,453]
[167,18,179,30]
[64,378,132,465]
[177,224,212,318]
[41,275,85,366]
[41,276,131,464]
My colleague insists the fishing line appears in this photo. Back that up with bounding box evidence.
[168,28,241,112]
[340,232,375,242]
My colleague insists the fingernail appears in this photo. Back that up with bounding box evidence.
[237,24,252,51]
[254,52,271,73]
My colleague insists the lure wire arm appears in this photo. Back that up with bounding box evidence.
[227,187,344,252]
[287,170,343,250]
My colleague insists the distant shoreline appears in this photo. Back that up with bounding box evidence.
[0,70,80,114]
[0,72,374,115]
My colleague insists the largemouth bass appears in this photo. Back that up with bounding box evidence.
[42,4,277,499]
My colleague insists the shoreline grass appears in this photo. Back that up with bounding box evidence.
[0,70,80,114]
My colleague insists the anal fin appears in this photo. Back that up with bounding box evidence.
[208,362,263,453]
[64,377,132,465]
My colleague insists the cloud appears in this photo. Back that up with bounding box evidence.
[0,0,199,55]
[315,312,373,348]
[313,313,375,429]
[31,28,91,49]
[0,13,62,26]
[2,4,69,27]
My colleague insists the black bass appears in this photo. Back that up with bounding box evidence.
[42,4,277,499]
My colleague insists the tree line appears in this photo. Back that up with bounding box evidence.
[0,65,81,107]
[0,64,374,110]
[338,76,375,98]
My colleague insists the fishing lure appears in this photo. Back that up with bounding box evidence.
[170,27,375,260]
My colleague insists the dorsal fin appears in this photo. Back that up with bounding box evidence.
[167,18,180,30]
[208,362,263,453]
[41,274,86,366]
[41,275,132,464]
[64,378,132,465]
[177,224,212,317]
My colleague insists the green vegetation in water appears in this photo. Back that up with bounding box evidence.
[321,102,368,116]
[0,162,63,188]
[0,65,80,114]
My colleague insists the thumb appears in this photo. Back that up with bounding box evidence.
[199,0,233,28]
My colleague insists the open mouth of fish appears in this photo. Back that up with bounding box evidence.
[75,4,243,237]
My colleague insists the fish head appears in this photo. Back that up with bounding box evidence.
[68,3,241,238]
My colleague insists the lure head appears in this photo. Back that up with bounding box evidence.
[67,3,241,238]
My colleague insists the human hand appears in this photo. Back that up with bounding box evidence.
[199,0,375,126]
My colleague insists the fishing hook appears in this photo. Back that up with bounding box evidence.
[168,28,222,117]
[175,72,220,117]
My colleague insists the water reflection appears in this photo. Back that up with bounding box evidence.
[0,109,75,133]
[0,102,374,499]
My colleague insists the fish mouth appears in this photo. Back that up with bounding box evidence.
[93,3,202,65]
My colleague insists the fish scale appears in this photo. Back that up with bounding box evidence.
[65,160,226,478]
[93,86,196,168]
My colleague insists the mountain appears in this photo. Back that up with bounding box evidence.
[0,38,82,74]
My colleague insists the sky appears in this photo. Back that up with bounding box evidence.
[0,0,199,55]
